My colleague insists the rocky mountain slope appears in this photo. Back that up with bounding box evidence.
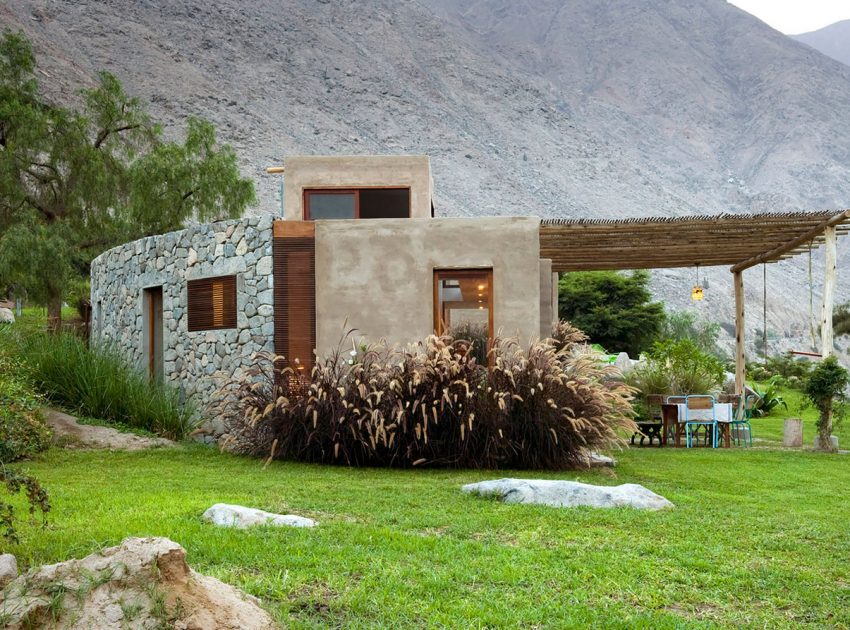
[793,20,850,68]
[4,0,850,352]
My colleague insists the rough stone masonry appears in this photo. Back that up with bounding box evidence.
[90,216,274,437]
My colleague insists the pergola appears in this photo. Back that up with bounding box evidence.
[540,209,850,394]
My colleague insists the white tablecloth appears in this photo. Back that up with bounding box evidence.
[676,402,733,423]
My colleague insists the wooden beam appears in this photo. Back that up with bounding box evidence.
[730,210,850,273]
[821,226,837,358]
[734,270,746,395]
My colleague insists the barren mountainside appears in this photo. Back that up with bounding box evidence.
[793,20,850,68]
[3,0,850,351]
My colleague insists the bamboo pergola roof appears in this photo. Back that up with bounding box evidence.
[540,210,850,272]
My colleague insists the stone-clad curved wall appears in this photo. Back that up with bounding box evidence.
[90,216,275,436]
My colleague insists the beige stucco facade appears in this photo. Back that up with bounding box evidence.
[282,155,433,221]
[313,217,541,356]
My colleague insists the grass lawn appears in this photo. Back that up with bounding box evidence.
[5,435,849,628]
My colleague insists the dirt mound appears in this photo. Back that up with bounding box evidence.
[45,409,175,450]
[0,537,277,629]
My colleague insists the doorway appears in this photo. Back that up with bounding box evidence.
[144,286,164,382]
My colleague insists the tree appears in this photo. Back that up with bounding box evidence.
[661,310,723,358]
[803,355,849,453]
[558,270,664,357]
[0,31,255,329]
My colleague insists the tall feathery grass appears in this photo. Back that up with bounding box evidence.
[223,327,636,469]
[2,330,196,440]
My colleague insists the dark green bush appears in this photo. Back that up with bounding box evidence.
[0,354,51,542]
[557,270,664,357]
[224,332,636,470]
[627,339,725,397]
[10,332,196,439]
[0,355,51,463]
[804,356,849,452]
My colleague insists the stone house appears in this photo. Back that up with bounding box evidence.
[90,155,558,433]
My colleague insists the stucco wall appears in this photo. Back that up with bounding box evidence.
[90,216,275,435]
[313,217,541,355]
[282,155,432,221]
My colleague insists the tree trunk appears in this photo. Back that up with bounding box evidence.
[46,293,62,334]
[817,402,836,453]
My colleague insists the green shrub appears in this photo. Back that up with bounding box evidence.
[12,332,196,439]
[0,355,51,463]
[224,332,636,470]
[803,356,850,452]
[557,270,664,357]
[628,339,725,397]
[750,376,788,418]
[660,311,723,358]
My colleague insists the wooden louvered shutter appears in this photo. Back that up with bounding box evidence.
[187,275,237,331]
[273,222,316,372]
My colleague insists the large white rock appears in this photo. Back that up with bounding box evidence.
[0,537,275,629]
[614,352,634,374]
[462,478,674,510]
[202,503,316,528]
[0,553,18,587]
[0,307,14,324]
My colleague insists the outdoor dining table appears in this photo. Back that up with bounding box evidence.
[660,402,734,447]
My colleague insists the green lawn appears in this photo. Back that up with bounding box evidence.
[5,439,849,628]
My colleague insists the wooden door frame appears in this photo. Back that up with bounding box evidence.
[432,268,494,339]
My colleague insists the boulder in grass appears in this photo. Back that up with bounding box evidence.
[0,553,18,588]
[462,478,674,511]
[202,503,316,528]
[0,307,14,324]
[0,537,275,629]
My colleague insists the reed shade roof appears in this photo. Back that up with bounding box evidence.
[540,210,850,272]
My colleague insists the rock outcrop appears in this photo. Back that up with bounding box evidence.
[462,478,674,511]
[0,537,277,629]
[202,503,316,529]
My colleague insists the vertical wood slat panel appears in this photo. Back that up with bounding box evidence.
[273,235,316,372]
[187,275,237,331]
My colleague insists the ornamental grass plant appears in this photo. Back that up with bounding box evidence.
[224,328,636,469]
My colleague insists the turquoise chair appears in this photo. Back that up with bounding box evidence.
[730,394,756,447]
[683,395,718,448]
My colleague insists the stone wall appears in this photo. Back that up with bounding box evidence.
[90,216,274,435]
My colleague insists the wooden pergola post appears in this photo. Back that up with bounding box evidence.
[734,270,746,395]
[821,226,837,358]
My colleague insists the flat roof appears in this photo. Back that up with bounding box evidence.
[540,210,850,272]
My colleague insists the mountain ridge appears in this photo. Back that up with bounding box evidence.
[3,0,850,349]
[793,19,850,68]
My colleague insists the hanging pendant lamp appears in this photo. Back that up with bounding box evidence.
[691,263,705,301]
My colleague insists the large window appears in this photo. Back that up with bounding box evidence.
[187,275,237,331]
[434,269,493,345]
[304,188,410,220]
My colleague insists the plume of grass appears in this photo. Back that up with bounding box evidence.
[225,327,636,470]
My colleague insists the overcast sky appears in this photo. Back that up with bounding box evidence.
[728,0,850,34]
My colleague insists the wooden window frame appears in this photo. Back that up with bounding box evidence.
[433,268,494,340]
[186,275,238,332]
[303,187,411,220]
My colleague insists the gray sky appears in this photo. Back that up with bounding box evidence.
[728,0,850,34]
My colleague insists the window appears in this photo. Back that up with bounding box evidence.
[434,269,493,341]
[304,188,410,220]
[187,275,237,331]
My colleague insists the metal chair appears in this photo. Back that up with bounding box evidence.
[683,395,718,448]
[730,394,756,447]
